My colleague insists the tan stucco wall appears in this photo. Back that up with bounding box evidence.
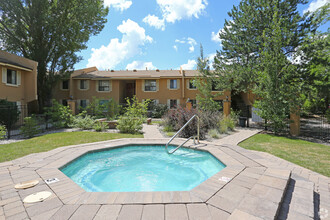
[0,64,37,105]
[53,77,231,108]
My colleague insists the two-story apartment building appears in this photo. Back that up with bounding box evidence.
[0,51,38,118]
[53,67,232,114]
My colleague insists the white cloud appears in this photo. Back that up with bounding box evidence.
[187,37,197,53]
[175,39,186,44]
[304,0,329,13]
[144,0,208,30]
[211,30,221,44]
[173,45,178,51]
[179,59,197,70]
[104,0,132,11]
[87,19,152,69]
[142,15,165,31]
[126,61,157,70]
[174,37,197,53]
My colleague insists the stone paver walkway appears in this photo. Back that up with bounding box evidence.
[0,126,329,220]
[208,128,261,146]
[142,124,164,139]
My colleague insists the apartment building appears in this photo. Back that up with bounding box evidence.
[53,67,231,114]
[0,51,38,117]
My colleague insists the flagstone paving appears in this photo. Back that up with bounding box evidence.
[0,128,329,220]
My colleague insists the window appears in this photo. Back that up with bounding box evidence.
[170,99,177,109]
[62,80,69,90]
[7,69,17,85]
[98,80,110,91]
[99,100,109,105]
[147,99,158,110]
[80,100,87,108]
[212,81,221,91]
[62,99,68,106]
[189,79,196,89]
[170,79,177,89]
[145,80,157,91]
[80,80,88,90]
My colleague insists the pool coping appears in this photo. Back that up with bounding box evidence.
[35,138,246,205]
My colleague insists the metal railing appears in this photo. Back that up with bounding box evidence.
[165,114,200,154]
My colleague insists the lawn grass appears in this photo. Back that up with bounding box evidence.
[239,134,330,177]
[0,131,143,162]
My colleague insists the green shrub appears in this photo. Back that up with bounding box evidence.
[208,129,220,139]
[219,120,228,134]
[70,113,95,130]
[0,124,6,140]
[151,104,168,118]
[218,116,236,134]
[117,117,144,134]
[93,121,108,132]
[86,97,120,119]
[0,100,20,136]
[163,124,174,132]
[117,96,148,134]
[326,108,330,123]
[162,106,222,139]
[20,116,40,138]
[45,99,73,128]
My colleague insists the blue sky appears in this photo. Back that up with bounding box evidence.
[74,0,328,71]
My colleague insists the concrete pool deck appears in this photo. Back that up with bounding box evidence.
[0,129,329,220]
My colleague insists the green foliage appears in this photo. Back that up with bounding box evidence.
[326,108,330,123]
[0,0,109,111]
[219,116,235,134]
[254,8,300,134]
[70,112,95,130]
[162,106,222,139]
[213,0,311,95]
[124,96,149,118]
[117,117,144,134]
[163,125,174,132]
[208,129,220,139]
[93,121,108,132]
[299,4,330,113]
[45,100,73,128]
[195,45,222,112]
[86,97,120,119]
[20,116,40,138]
[0,100,20,133]
[0,124,6,140]
[117,96,148,134]
[151,104,168,118]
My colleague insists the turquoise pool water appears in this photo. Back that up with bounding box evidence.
[60,145,225,192]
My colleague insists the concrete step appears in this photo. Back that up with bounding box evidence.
[277,177,315,220]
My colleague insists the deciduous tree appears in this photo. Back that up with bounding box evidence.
[0,0,109,111]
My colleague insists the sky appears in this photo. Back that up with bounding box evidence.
[74,0,329,71]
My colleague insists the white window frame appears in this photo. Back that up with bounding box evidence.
[187,79,197,90]
[2,67,21,87]
[79,79,89,90]
[144,79,157,92]
[170,79,177,89]
[168,99,180,109]
[97,80,111,92]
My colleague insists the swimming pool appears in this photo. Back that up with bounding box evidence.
[60,145,226,192]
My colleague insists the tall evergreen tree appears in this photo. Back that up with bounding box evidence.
[213,0,313,95]
[212,0,314,133]
[195,45,221,112]
[0,0,109,111]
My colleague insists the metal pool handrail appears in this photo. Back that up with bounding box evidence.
[165,114,200,154]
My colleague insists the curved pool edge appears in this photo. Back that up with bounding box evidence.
[36,138,246,205]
